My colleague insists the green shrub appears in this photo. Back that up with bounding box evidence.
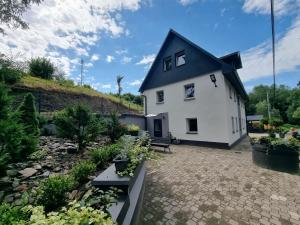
[71,161,96,184]
[0,67,22,84]
[90,148,110,169]
[102,112,126,142]
[54,104,101,151]
[38,175,74,212]
[269,117,284,127]
[269,139,299,156]
[26,201,114,225]
[18,93,39,136]
[58,78,75,87]
[268,130,276,138]
[0,203,29,225]
[29,57,55,80]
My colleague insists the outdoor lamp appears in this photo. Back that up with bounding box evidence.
[210,74,217,87]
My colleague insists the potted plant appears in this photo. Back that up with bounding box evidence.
[113,135,135,172]
[127,124,140,136]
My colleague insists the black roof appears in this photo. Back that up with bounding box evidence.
[139,29,247,99]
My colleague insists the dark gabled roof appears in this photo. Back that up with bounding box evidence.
[139,29,247,99]
[220,52,242,69]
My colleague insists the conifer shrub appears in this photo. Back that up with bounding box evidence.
[18,93,39,136]
[71,160,96,184]
[54,104,101,152]
[37,175,74,212]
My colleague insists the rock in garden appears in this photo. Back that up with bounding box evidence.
[4,194,14,203]
[53,167,61,172]
[18,168,38,178]
[67,147,77,154]
[0,176,12,188]
[42,171,50,177]
[33,164,42,170]
[6,169,18,177]
[15,184,28,192]
[69,190,78,200]
[12,179,20,188]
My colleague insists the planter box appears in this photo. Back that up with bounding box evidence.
[92,161,146,225]
[113,156,130,172]
[252,144,299,174]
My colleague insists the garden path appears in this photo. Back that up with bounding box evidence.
[141,137,300,225]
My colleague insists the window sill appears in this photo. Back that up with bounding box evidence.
[186,131,198,134]
[184,97,195,101]
[156,102,164,104]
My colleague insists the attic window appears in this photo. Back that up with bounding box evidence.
[176,51,186,67]
[163,56,172,71]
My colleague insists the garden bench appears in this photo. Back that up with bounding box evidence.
[151,142,171,153]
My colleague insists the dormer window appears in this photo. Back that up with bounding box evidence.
[163,56,172,71]
[176,51,186,67]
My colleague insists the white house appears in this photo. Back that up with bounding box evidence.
[139,29,247,149]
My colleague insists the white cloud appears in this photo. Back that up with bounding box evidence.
[136,54,155,67]
[90,54,100,61]
[85,62,93,68]
[0,0,142,75]
[121,56,132,64]
[106,55,115,63]
[129,79,142,86]
[240,1,300,82]
[115,49,128,55]
[102,84,112,89]
[178,0,198,6]
[242,0,296,16]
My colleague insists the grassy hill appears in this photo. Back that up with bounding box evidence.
[13,75,143,112]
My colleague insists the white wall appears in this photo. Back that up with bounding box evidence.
[143,71,231,144]
[224,79,247,146]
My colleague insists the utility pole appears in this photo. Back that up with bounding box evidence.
[80,58,84,86]
[270,0,276,108]
[267,92,271,120]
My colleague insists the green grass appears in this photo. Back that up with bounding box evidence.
[16,75,143,112]
[281,124,300,130]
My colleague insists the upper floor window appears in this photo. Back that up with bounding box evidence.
[163,56,172,71]
[156,90,164,103]
[176,51,186,67]
[184,83,195,99]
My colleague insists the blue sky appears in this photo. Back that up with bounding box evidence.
[1,0,300,94]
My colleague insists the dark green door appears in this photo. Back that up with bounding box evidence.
[154,119,162,137]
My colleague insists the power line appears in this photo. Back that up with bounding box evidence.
[80,58,84,86]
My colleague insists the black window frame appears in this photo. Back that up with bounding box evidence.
[175,50,186,67]
[186,118,198,133]
[184,83,195,99]
[156,90,164,104]
[163,56,172,71]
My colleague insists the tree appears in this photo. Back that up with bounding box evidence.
[29,57,55,79]
[292,107,300,124]
[54,104,101,151]
[0,83,38,172]
[116,75,124,102]
[0,0,43,34]
[18,93,39,136]
[102,112,126,143]
[255,100,268,117]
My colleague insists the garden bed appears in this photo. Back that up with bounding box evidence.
[252,143,299,174]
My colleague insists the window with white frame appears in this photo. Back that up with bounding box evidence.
[184,83,195,99]
[186,118,198,133]
[176,51,186,67]
[156,90,164,103]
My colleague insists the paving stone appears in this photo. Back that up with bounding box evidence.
[140,138,300,225]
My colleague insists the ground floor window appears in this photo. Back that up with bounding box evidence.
[232,116,235,134]
[186,118,198,133]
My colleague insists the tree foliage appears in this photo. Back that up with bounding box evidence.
[102,112,126,143]
[54,104,101,151]
[29,57,55,80]
[0,0,43,34]
[247,84,300,125]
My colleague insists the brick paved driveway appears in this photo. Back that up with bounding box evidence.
[141,138,300,225]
